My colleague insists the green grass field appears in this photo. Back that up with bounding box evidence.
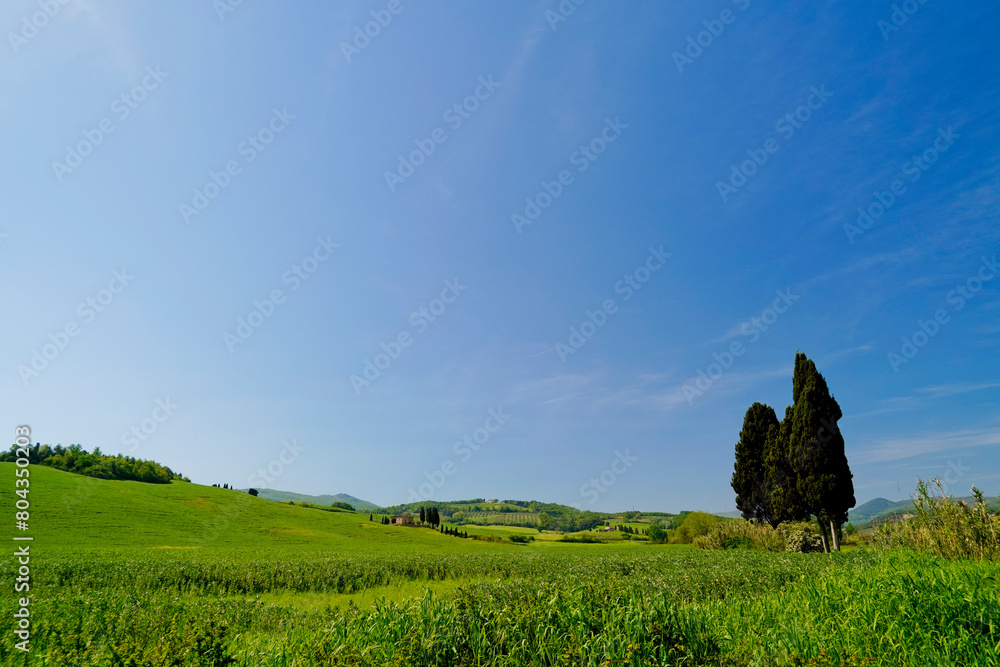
[2,464,999,666]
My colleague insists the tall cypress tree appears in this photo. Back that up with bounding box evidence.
[786,352,855,551]
[763,410,808,527]
[732,402,779,524]
[419,506,426,523]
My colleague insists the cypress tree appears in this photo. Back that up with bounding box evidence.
[763,408,809,527]
[732,402,779,525]
[786,352,855,551]
[419,506,426,523]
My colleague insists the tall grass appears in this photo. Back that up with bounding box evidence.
[871,478,1000,561]
[692,519,785,552]
[3,547,997,666]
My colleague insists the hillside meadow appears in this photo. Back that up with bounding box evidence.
[2,464,999,666]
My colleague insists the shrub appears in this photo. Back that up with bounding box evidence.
[692,520,784,552]
[669,512,719,544]
[329,501,356,512]
[871,479,1000,561]
[648,524,669,544]
[558,535,601,544]
[779,522,825,553]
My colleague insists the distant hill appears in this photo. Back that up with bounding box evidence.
[849,497,906,524]
[850,495,999,526]
[241,488,380,511]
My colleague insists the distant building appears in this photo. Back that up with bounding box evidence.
[393,514,415,526]
[486,499,498,504]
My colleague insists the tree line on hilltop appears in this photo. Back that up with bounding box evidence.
[1,443,186,484]
[731,352,855,551]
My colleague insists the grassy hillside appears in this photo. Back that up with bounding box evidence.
[0,463,482,552]
[239,487,380,511]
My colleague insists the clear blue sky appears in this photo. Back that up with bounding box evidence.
[2,0,998,513]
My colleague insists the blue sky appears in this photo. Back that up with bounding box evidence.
[2,0,998,513]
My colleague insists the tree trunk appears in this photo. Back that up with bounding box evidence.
[817,518,830,553]
[829,519,840,551]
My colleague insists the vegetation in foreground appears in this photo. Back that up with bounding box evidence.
[2,547,998,666]
[871,478,1000,561]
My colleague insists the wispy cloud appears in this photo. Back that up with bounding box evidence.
[855,427,1000,464]
[916,382,1000,399]
[850,381,1000,418]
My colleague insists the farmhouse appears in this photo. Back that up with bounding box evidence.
[393,514,415,526]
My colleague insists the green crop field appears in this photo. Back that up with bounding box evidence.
[461,511,540,526]
[3,464,999,666]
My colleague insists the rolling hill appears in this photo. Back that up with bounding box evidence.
[0,463,478,552]
[239,487,380,511]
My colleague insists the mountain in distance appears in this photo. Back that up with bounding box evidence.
[849,494,999,526]
[850,497,903,524]
[240,487,380,511]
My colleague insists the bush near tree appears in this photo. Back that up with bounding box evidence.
[669,512,719,544]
